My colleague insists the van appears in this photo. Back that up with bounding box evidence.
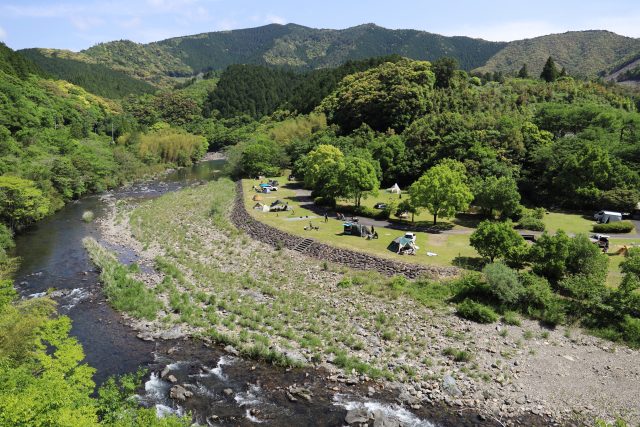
[594,210,622,223]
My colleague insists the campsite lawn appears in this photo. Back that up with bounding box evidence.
[242,177,478,268]
[243,177,630,285]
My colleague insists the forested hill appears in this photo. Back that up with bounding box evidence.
[17,23,506,88]
[20,48,156,98]
[154,23,506,72]
[474,30,640,79]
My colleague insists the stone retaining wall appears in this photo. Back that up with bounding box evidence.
[231,181,459,280]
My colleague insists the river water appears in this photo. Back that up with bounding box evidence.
[12,159,505,426]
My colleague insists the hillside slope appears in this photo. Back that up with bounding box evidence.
[474,30,640,78]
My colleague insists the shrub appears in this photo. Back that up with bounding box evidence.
[592,221,634,233]
[516,216,545,231]
[337,278,352,288]
[442,347,473,362]
[483,262,523,306]
[456,298,498,323]
[81,210,95,222]
[621,315,640,347]
[451,272,486,301]
[502,311,521,326]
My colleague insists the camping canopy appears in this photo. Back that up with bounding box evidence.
[388,183,401,194]
[343,222,372,237]
[388,236,419,254]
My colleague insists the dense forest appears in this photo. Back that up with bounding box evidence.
[21,48,156,98]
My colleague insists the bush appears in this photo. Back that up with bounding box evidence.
[592,221,634,233]
[442,347,473,362]
[516,216,545,231]
[502,311,521,326]
[621,315,640,347]
[456,298,498,323]
[81,210,94,222]
[483,262,523,306]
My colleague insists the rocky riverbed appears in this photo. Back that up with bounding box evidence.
[95,179,640,426]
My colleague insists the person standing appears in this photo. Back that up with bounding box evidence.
[324,212,328,222]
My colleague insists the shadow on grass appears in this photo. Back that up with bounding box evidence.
[452,256,487,271]
[387,219,455,233]
[452,213,484,229]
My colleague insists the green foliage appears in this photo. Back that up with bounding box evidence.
[540,57,559,82]
[321,59,435,133]
[456,299,498,323]
[409,160,473,225]
[0,43,44,79]
[226,136,288,178]
[474,175,521,218]
[20,49,156,98]
[621,315,640,347]
[517,64,528,78]
[502,311,521,326]
[83,238,162,320]
[592,221,634,233]
[432,57,458,89]
[599,188,640,213]
[470,220,525,262]
[0,176,50,229]
[516,216,546,231]
[338,157,379,207]
[0,299,98,426]
[530,231,571,283]
[482,262,523,306]
[138,127,207,166]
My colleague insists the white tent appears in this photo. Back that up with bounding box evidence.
[387,183,401,194]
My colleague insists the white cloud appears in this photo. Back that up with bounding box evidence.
[0,26,6,40]
[215,18,237,31]
[119,17,142,29]
[70,16,105,31]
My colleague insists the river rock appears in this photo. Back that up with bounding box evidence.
[372,409,401,427]
[287,385,313,402]
[283,350,308,365]
[224,345,240,356]
[345,408,370,424]
[167,375,177,384]
[223,388,233,396]
[160,366,171,378]
[169,385,193,401]
[160,326,183,340]
[442,375,462,397]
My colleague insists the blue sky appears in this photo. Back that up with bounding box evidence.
[1,0,640,51]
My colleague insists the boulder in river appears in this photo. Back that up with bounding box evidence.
[345,407,370,424]
[169,385,193,401]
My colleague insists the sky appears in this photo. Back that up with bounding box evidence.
[1,0,640,51]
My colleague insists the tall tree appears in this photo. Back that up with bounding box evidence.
[470,220,525,262]
[339,157,379,207]
[408,161,473,225]
[432,57,458,89]
[517,63,529,78]
[0,176,50,229]
[540,57,559,82]
[474,176,521,218]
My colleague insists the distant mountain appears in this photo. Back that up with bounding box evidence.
[18,23,506,88]
[474,30,640,79]
[15,25,640,95]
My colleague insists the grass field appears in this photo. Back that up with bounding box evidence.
[245,176,633,286]
[243,177,478,267]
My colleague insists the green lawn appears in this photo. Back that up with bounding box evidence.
[243,177,478,268]
[244,177,630,285]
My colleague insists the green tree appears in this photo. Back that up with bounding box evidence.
[396,198,420,222]
[299,144,345,189]
[600,188,640,212]
[320,59,435,132]
[432,57,458,89]
[0,176,50,229]
[540,57,559,82]
[409,161,473,225]
[529,231,571,283]
[339,157,379,207]
[517,63,529,78]
[482,262,523,306]
[470,220,526,262]
[474,175,521,218]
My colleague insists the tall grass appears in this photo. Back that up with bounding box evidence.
[83,237,162,320]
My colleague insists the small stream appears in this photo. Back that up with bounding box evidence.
[12,159,504,426]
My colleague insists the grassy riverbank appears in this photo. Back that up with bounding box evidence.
[92,178,640,424]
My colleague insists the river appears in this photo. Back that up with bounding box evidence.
[12,159,504,426]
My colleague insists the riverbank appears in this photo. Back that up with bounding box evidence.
[95,178,639,425]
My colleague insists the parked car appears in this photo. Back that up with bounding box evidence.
[374,202,388,209]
